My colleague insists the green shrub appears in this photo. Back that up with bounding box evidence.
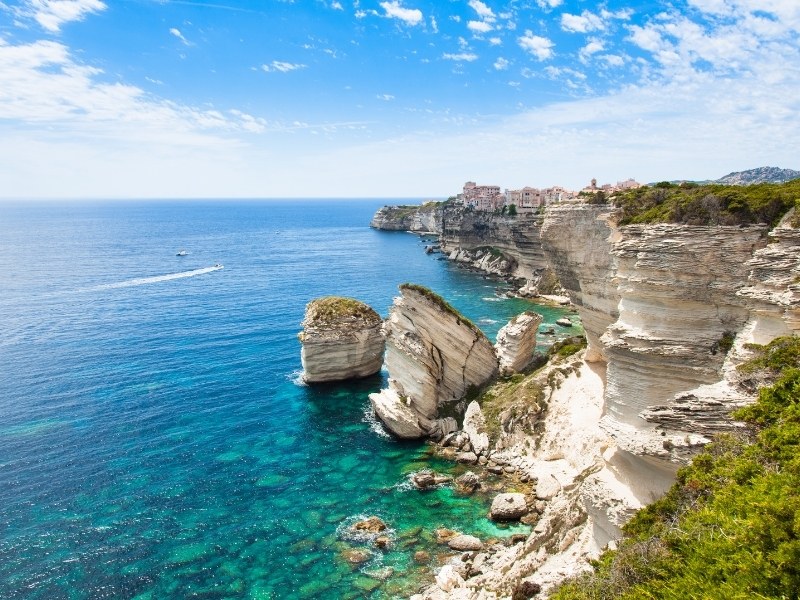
[615,180,800,227]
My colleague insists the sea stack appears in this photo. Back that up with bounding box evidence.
[495,311,543,375]
[299,296,385,383]
[369,284,497,439]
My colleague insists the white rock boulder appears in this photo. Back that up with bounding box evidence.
[462,401,490,457]
[490,493,528,521]
[495,311,543,374]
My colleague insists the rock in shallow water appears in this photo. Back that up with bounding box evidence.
[351,516,387,534]
[490,493,528,521]
[300,296,385,383]
[447,534,484,551]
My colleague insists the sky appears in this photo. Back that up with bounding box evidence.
[0,0,798,198]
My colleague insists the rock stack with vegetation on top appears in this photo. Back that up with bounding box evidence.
[299,296,385,383]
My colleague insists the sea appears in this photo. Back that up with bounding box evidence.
[0,200,579,599]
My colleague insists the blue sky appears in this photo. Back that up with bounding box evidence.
[0,0,798,198]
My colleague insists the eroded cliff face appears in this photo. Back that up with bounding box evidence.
[540,205,621,362]
[372,202,562,294]
[370,202,443,232]
[539,204,800,466]
[369,285,498,439]
[414,209,800,600]
[440,205,554,287]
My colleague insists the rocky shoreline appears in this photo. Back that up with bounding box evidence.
[359,199,800,598]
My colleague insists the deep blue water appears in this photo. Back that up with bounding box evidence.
[0,200,577,599]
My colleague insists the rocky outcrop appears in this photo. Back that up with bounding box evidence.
[495,312,543,374]
[369,284,498,439]
[369,202,443,232]
[299,296,385,383]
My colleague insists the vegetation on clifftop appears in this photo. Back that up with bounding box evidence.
[614,179,800,227]
[304,296,382,327]
[399,283,483,337]
[552,336,800,600]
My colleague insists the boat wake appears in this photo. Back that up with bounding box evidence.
[89,265,223,291]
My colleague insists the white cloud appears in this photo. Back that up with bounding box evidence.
[430,15,438,33]
[599,54,625,66]
[518,31,554,60]
[494,57,509,70]
[579,39,604,62]
[377,93,395,100]
[19,0,106,32]
[450,15,461,23]
[535,0,562,9]
[443,52,479,61]
[628,24,665,53]
[468,20,493,34]
[262,60,307,73]
[331,1,343,9]
[0,39,265,135]
[468,0,495,22]
[561,10,605,33]
[489,37,502,46]
[169,28,190,46]
[380,1,423,26]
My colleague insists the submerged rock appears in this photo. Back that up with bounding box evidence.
[351,516,387,534]
[369,284,498,439]
[341,548,372,564]
[300,296,385,383]
[495,311,543,374]
[411,470,452,490]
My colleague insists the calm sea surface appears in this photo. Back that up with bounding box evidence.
[0,200,577,599]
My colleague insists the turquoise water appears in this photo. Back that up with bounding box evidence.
[0,200,577,599]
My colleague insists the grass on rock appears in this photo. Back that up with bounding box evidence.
[304,296,382,327]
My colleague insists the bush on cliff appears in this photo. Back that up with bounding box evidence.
[551,336,800,600]
[614,179,800,227]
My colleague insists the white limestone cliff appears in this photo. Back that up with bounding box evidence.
[299,297,385,383]
[414,206,800,599]
[370,284,498,439]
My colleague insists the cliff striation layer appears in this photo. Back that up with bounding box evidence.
[369,284,498,439]
[539,204,800,469]
[299,296,385,383]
